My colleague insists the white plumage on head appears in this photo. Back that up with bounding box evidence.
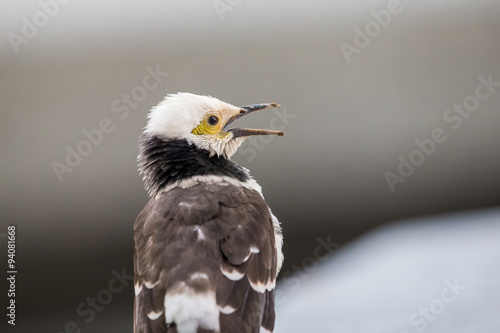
[144,92,245,158]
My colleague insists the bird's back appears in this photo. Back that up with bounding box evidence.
[134,182,278,333]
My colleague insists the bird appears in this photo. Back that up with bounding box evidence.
[134,92,284,333]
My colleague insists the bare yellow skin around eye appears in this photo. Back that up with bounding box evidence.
[191,114,229,138]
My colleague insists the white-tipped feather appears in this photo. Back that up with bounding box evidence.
[144,280,160,289]
[249,277,276,293]
[219,304,237,315]
[134,283,143,296]
[147,310,163,320]
[220,265,245,281]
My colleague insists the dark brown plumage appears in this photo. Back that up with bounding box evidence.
[134,183,277,333]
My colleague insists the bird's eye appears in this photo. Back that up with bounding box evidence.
[207,116,219,126]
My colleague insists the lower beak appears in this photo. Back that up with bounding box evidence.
[229,128,284,138]
[225,103,285,138]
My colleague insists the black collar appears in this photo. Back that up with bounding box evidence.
[138,135,250,196]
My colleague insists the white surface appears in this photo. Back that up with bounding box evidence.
[275,208,500,333]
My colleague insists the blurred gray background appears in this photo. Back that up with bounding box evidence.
[1,0,499,332]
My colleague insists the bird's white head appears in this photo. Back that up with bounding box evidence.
[144,93,283,158]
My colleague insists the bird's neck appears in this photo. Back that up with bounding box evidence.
[138,135,251,197]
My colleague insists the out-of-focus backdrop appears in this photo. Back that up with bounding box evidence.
[1,0,499,332]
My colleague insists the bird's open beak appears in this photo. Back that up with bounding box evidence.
[225,103,285,138]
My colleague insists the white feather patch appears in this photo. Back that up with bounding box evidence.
[260,327,272,333]
[250,245,260,254]
[193,226,205,241]
[190,272,209,280]
[242,245,261,262]
[164,282,220,333]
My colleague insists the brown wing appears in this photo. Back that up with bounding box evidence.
[134,182,277,333]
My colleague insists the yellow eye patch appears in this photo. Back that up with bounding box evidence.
[192,114,227,137]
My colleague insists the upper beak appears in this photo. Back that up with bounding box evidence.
[225,103,285,138]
